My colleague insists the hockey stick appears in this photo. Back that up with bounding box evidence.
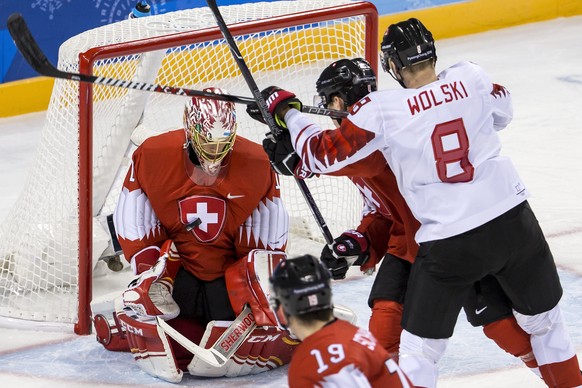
[206,0,334,245]
[6,13,346,120]
[156,304,256,367]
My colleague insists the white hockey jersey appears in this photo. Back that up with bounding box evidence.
[286,61,529,242]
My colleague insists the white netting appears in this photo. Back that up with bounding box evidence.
[0,0,376,332]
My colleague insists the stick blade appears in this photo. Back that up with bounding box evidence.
[156,317,226,367]
[7,13,59,78]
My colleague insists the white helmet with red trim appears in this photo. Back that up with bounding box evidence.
[183,87,237,176]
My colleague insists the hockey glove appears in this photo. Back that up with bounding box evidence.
[261,86,303,128]
[320,230,369,280]
[123,251,180,321]
[262,132,313,178]
[247,102,288,139]
[246,102,266,125]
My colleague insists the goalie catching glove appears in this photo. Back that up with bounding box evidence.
[320,230,369,280]
[122,240,180,321]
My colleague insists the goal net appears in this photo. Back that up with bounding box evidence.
[0,0,378,334]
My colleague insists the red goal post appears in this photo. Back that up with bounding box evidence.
[0,1,378,335]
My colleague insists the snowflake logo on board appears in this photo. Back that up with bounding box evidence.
[31,0,71,20]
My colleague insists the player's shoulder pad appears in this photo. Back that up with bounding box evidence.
[231,135,273,167]
[439,60,485,79]
[139,129,184,153]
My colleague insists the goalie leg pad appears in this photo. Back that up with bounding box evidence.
[225,249,286,327]
[116,310,183,383]
[92,291,131,352]
[187,321,298,377]
[369,299,404,357]
[94,313,130,352]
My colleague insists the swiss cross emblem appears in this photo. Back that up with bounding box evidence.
[178,195,226,242]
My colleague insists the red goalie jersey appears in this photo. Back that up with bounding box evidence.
[113,129,288,280]
[288,319,412,388]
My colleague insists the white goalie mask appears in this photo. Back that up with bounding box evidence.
[183,88,237,177]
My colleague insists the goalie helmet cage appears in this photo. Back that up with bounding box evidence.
[0,0,378,334]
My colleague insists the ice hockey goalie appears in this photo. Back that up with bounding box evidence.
[92,247,299,383]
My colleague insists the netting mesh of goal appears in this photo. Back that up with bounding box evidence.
[0,0,374,329]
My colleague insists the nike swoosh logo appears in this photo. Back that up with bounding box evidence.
[227,193,245,199]
[475,306,488,315]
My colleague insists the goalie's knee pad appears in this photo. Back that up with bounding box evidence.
[399,329,448,388]
[369,299,403,356]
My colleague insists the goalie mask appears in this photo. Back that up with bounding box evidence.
[380,18,437,88]
[314,58,377,110]
[183,88,237,177]
[269,255,333,330]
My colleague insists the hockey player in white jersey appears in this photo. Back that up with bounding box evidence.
[258,18,582,388]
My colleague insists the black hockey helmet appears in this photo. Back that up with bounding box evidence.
[315,58,377,108]
[380,18,436,74]
[269,255,333,326]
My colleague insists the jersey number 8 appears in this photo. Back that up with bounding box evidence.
[431,118,474,183]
